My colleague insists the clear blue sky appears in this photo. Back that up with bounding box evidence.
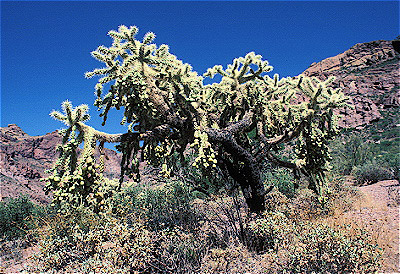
[2,1,399,139]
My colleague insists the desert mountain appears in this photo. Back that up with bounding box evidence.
[1,39,398,203]
[303,39,399,128]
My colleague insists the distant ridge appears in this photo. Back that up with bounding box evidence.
[303,39,399,128]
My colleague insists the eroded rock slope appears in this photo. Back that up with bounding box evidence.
[303,40,399,128]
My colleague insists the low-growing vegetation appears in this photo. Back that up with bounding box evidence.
[0,196,48,240]
[22,178,381,273]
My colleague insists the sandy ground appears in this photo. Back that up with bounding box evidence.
[357,180,399,273]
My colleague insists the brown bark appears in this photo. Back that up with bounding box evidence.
[207,111,268,213]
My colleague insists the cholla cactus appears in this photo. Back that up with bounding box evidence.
[48,25,349,213]
[44,101,123,212]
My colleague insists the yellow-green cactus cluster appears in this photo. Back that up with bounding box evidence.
[294,123,332,194]
[154,142,173,178]
[141,140,174,178]
[86,25,203,130]
[190,128,217,170]
[44,101,118,212]
[44,143,109,213]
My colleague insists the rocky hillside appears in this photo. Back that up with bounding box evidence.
[303,39,399,128]
[0,124,121,204]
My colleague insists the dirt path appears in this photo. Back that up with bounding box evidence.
[353,180,399,273]
[0,240,38,273]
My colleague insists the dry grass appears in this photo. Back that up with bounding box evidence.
[319,181,399,273]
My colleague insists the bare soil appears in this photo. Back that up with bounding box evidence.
[357,180,399,273]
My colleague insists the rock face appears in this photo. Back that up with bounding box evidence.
[303,40,399,128]
[0,124,121,204]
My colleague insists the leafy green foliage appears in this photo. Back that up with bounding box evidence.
[31,209,156,273]
[0,196,47,240]
[285,222,382,273]
[112,179,199,230]
[30,184,208,273]
[263,167,296,198]
[329,126,399,182]
[329,133,373,175]
[26,175,384,273]
[201,212,382,273]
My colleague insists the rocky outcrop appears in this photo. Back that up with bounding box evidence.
[0,124,121,204]
[303,40,399,128]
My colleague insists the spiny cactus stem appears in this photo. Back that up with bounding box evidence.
[77,122,124,143]
[265,120,306,146]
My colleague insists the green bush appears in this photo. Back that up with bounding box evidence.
[329,133,373,175]
[0,196,47,240]
[353,163,394,185]
[29,205,208,273]
[30,209,155,273]
[112,179,200,231]
[245,214,382,273]
[371,139,400,180]
[247,212,294,253]
[263,167,296,198]
[202,212,382,273]
[25,180,382,273]
[286,222,382,273]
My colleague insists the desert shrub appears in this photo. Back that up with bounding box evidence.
[200,245,262,274]
[264,167,296,198]
[285,222,382,273]
[329,133,373,175]
[370,139,400,180]
[29,206,210,273]
[0,196,47,240]
[324,176,361,213]
[112,179,199,230]
[27,178,382,274]
[286,188,331,221]
[201,213,382,273]
[353,162,394,185]
[285,176,361,221]
[248,215,382,273]
[31,208,156,273]
[263,190,290,213]
[193,195,251,250]
[26,178,212,273]
[247,212,295,253]
[153,227,210,273]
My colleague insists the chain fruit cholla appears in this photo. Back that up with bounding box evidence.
[45,25,348,213]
